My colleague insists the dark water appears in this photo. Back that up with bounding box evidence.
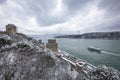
[32,35,120,71]
[56,38,120,71]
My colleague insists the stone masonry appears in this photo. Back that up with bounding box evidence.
[46,39,58,52]
[6,24,17,35]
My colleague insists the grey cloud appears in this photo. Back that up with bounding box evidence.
[63,0,90,9]
[98,0,120,17]
[1,0,120,35]
[13,0,65,26]
[36,16,66,26]
[94,17,120,32]
[63,0,93,13]
[0,0,7,4]
[0,0,66,26]
[14,0,56,16]
[13,0,95,26]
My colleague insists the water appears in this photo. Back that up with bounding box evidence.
[31,35,120,71]
[56,38,120,71]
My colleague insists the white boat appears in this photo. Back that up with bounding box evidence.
[88,46,102,53]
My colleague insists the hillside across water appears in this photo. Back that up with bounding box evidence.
[55,31,120,40]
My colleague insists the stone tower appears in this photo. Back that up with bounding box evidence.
[6,24,17,35]
[46,39,58,52]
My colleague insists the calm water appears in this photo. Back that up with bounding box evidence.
[33,36,120,71]
[56,38,120,71]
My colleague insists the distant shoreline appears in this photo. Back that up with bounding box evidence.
[55,31,120,40]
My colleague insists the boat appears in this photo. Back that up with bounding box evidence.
[88,46,102,53]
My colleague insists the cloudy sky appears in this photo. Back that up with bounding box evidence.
[0,0,120,35]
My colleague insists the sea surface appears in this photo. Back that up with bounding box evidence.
[32,35,120,71]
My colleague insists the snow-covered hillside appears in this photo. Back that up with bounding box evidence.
[0,31,120,80]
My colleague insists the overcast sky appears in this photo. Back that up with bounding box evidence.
[0,0,120,35]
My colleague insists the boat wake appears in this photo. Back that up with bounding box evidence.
[87,46,120,57]
[101,51,120,57]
